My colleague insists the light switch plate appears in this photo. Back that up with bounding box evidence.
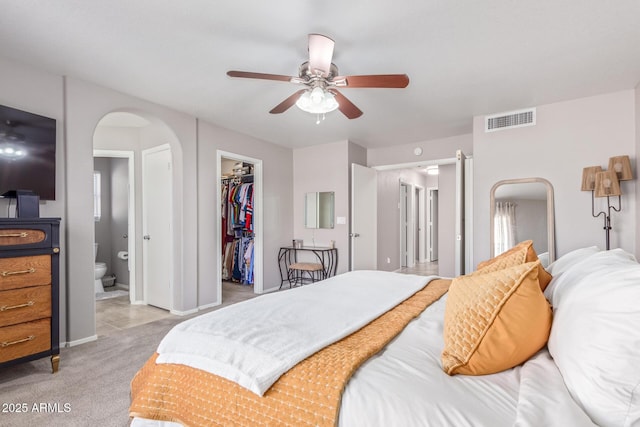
[336,216,346,225]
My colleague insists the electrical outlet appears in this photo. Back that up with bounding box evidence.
[386,257,391,264]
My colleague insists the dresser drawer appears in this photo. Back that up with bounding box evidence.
[0,285,51,327]
[0,228,49,248]
[0,318,51,363]
[0,255,51,291]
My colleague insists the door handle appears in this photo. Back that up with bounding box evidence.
[143,235,151,240]
[350,233,360,238]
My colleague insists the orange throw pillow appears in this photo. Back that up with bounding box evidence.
[442,261,552,376]
[477,240,552,291]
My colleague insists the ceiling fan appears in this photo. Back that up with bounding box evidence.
[226,34,409,121]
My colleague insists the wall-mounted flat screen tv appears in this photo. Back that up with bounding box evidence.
[0,104,56,200]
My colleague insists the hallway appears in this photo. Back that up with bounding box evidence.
[397,261,439,276]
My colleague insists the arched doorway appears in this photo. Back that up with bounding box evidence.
[92,111,180,333]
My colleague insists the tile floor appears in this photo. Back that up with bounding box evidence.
[95,294,173,337]
[397,260,439,276]
[95,281,258,337]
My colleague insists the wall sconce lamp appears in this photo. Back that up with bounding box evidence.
[581,155,633,250]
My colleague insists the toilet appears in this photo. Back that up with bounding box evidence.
[94,243,107,293]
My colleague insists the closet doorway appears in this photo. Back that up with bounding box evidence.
[216,151,263,304]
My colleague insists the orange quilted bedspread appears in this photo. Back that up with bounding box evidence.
[130,279,450,427]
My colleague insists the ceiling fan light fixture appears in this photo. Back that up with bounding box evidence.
[227,34,408,120]
[425,166,439,175]
[0,143,27,160]
[310,87,324,104]
[295,88,339,115]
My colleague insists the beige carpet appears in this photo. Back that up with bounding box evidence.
[0,284,259,427]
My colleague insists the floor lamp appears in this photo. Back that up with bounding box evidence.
[581,155,633,250]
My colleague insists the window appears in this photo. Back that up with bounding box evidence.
[93,171,101,222]
[494,201,517,256]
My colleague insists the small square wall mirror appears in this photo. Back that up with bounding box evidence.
[305,191,335,229]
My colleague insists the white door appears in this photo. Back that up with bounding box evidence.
[455,150,466,276]
[400,183,409,268]
[417,186,426,263]
[142,145,172,310]
[350,163,377,270]
[428,189,439,261]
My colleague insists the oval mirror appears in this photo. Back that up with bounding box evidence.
[490,178,555,266]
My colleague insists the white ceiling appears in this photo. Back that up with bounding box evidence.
[1,0,640,149]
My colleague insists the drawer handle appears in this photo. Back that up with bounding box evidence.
[0,301,35,312]
[1,335,35,348]
[0,232,28,238]
[1,268,36,277]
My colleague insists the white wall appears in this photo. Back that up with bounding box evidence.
[367,134,473,167]
[293,141,350,274]
[473,90,637,265]
[437,164,456,277]
[197,120,293,303]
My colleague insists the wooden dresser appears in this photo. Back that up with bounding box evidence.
[0,218,60,373]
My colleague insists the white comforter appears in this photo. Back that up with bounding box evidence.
[135,271,597,427]
[157,270,432,395]
[339,295,596,427]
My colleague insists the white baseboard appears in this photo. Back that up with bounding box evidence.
[198,301,221,311]
[130,300,146,305]
[64,334,98,347]
[170,308,199,316]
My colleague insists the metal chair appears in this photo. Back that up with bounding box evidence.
[287,262,323,287]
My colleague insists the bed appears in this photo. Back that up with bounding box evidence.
[130,245,640,427]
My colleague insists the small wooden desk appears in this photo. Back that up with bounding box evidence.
[278,246,338,288]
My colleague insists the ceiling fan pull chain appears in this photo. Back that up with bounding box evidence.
[315,113,328,125]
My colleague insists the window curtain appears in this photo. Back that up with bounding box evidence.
[494,202,517,256]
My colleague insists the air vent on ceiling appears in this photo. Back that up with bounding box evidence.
[485,108,536,132]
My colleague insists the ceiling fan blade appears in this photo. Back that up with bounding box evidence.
[269,89,307,114]
[308,34,335,77]
[329,90,363,119]
[227,70,296,83]
[334,74,410,88]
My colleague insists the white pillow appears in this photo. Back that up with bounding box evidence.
[537,251,550,268]
[547,249,640,427]
[546,246,600,276]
